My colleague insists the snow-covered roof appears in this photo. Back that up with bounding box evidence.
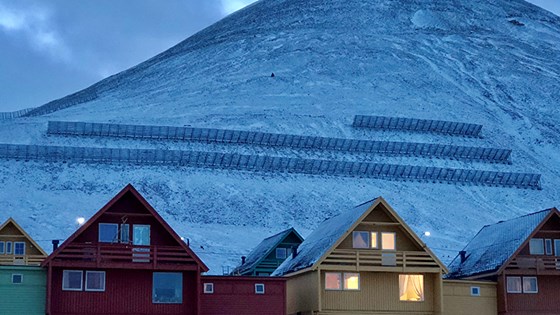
[272,198,377,276]
[232,227,302,275]
[446,208,555,279]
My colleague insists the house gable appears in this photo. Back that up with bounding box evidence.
[0,218,47,265]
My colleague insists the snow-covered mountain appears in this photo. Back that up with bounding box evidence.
[1,0,559,273]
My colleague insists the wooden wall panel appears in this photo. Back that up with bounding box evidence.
[504,275,560,313]
[442,280,497,315]
[0,266,46,315]
[286,271,318,315]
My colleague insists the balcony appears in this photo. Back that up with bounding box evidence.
[322,249,441,273]
[0,254,45,266]
[49,243,198,270]
[506,255,560,274]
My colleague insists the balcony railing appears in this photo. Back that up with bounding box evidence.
[0,255,45,266]
[322,249,440,271]
[507,255,560,272]
[51,243,197,268]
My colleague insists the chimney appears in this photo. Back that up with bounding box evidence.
[52,240,60,251]
[459,250,467,263]
[292,246,298,259]
[241,256,246,265]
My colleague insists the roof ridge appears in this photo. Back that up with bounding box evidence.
[481,208,553,229]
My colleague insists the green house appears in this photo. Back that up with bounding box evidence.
[232,228,304,276]
[0,218,47,315]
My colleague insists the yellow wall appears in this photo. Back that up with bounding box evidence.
[286,271,319,315]
[442,280,497,315]
[0,222,44,257]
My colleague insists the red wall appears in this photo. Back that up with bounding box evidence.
[200,276,286,315]
[499,275,560,314]
[51,268,198,315]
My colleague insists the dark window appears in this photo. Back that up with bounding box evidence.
[99,223,119,243]
[12,274,23,284]
[153,272,182,304]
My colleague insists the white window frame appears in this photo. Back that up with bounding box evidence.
[255,283,265,294]
[203,283,214,294]
[343,273,360,290]
[12,274,23,284]
[506,276,522,293]
[529,238,544,255]
[6,241,12,254]
[0,241,4,254]
[470,286,481,296]
[325,272,342,290]
[276,247,287,259]
[522,277,538,294]
[98,223,119,243]
[85,271,106,292]
[14,242,25,255]
[352,231,370,249]
[381,232,397,251]
[62,270,84,291]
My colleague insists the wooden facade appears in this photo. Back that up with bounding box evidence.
[0,218,47,266]
[280,197,447,315]
[200,276,286,315]
[442,280,497,315]
[42,184,208,315]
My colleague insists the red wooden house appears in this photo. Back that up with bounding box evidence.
[41,184,208,315]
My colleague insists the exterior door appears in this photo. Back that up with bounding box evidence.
[132,225,150,262]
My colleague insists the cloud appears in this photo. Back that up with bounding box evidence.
[221,0,258,15]
[0,2,71,62]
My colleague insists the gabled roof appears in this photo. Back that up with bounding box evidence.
[42,184,208,271]
[272,197,447,276]
[231,227,303,275]
[0,218,48,257]
[447,208,559,279]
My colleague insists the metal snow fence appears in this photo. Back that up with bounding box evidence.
[0,108,35,120]
[47,121,511,164]
[352,115,483,137]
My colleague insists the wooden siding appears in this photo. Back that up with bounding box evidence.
[321,271,437,314]
[200,276,286,315]
[442,280,497,315]
[0,221,45,265]
[499,274,560,314]
[0,266,46,315]
[50,268,198,315]
[286,271,319,315]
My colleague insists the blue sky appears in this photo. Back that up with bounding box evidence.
[0,0,558,111]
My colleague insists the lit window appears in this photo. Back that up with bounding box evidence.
[99,223,119,243]
[352,231,369,249]
[120,224,130,244]
[153,272,182,304]
[62,270,83,291]
[545,239,552,255]
[371,232,378,249]
[276,248,287,259]
[325,272,342,290]
[14,242,25,255]
[255,283,265,294]
[529,239,544,255]
[6,242,12,254]
[344,273,360,290]
[523,277,538,293]
[399,275,424,301]
[382,233,396,251]
[506,277,522,293]
[0,241,4,254]
[203,283,214,294]
[471,286,480,296]
[85,271,106,292]
[12,274,23,284]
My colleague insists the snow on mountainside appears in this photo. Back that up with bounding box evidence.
[1,0,560,273]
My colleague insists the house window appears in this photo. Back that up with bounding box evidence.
[133,225,151,246]
[471,286,481,296]
[545,239,553,255]
[276,248,287,259]
[153,272,182,304]
[0,241,4,254]
[12,274,23,284]
[352,231,369,249]
[343,273,360,290]
[523,277,538,293]
[14,242,25,255]
[62,270,83,291]
[203,283,214,294]
[506,277,522,293]
[120,224,130,243]
[325,272,342,290]
[555,239,560,257]
[382,232,396,251]
[371,232,378,249]
[99,223,119,243]
[529,238,544,255]
[6,241,12,254]
[85,271,106,292]
[255,283,265,294]
[399,275,424,301]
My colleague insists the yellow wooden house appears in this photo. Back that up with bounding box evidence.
[0,218,47,266]
[272,197,448,315]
